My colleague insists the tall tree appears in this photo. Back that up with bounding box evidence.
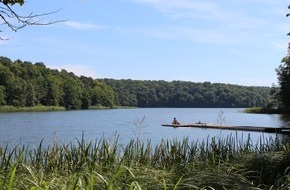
[276,6,290,109]
[0,85,6,105]
[276,47,290,108]
[25,83,36,107]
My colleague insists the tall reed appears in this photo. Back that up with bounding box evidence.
[0,134,289,189]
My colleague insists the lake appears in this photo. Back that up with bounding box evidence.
[0,108,290,149]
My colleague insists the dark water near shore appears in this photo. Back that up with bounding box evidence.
[0,108,289,148]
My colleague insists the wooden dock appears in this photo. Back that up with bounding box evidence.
[161,123,290,134]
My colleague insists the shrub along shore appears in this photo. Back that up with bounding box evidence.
[0,105,136,112]
[0,135,289,189]
[244,107,290,114]
[0,105,66,112]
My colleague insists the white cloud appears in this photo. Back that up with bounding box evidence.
[63,21,107,30]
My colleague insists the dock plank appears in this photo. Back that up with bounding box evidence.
[161,123,290,134]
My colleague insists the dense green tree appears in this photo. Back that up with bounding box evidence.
[101,79,270,108]
[0,85,6,105]
[61,81,82,110]
[91,81,115,108]
[0,63,13,86]
[25,83,36,107]
[276,53,290,108]
[268,84,280,108]
[45,75,62,106]
[5,77,26,106]
[81,87,91,109]
[60,70,83,110]
[0,57,116,110]
[80,76,115,108]
[0,56,271,109]
[274,5,290,109]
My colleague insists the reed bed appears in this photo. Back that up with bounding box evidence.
[0,134,290,189]
[0,105,66,112]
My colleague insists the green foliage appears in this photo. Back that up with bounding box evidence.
[276,54,290,109]
[244,107,290,114]
[0,56,271,110]
[61,72,83,110]
[102,79,270,108]
[0,56,116,110]
[0,85,6,105]
[0,135,289,189]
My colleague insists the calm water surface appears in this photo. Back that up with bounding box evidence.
[0,108,289,148]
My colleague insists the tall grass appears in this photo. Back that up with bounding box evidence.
[0,134,289,189]
[0,105,65,112]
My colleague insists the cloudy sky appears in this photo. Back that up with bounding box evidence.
[1,0,289,86]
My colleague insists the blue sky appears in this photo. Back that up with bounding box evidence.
[1,0,289,86]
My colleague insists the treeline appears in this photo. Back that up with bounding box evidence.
[0,57,115,109]
[101,79,270,108]
[0,56,270,109]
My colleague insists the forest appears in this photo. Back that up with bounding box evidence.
[101,79,270,108]
[0,56,115,110]
[0,56,271,109]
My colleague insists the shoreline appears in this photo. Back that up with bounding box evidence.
[0,105,66,112]
[0,105,137,113]
[244,107,290,114]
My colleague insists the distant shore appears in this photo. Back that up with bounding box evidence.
[244,107,290,114]
[0,105,66,112]
[2,105,289,114]
[0,105,136,112]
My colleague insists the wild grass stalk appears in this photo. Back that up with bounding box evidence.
[0,134,289,189]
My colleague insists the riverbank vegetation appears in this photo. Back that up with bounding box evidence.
[0,135,289,189]
[0,56,271,111]
[101,79,270,108]
[0,105,66,112]
[0,105,135,112]
[244,107,290,114]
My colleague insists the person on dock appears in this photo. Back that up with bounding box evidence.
[172,117,180,125]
